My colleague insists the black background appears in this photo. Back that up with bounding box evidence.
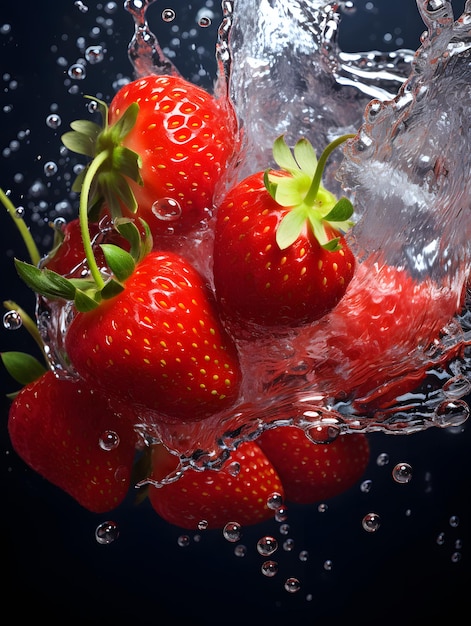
[1,2,469,625]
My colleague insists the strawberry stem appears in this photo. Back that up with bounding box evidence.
[3,299,48,361]
[303,134,355,207]
[79,150,110,290]
[0,188,41,266]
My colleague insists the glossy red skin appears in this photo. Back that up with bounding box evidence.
[148,441,284,529]
[213,171,355,332]
[258,427,370,505]
[109,75,238,235]
[65,251,242,422]
[8,370,137,513]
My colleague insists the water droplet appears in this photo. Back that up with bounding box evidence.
[283,538,295,552]
[317,503,328,513]
[392,462,413,484]
[434,400,469,428]
[305,423,340,444]
[85,45,105,64]
[323,559,333,571]
[14,205,25,218]
[177,534,190,547]
[261,560,278,577]
[46,113,61,129]
[152,197,182,222]
[284,577,301,593]
[451,551,462,563]
[362,512,381,533]
[162,8,176,23]
[279,523,290,536]
[256,536,278,556]
[44,161,58,177]
[95,520,119,544]
[436,532,446,545]
[275,506,288,522]
[3,310,22,330]
[197,519,208,531]
[226,461,240,477]
[98,430,120,451]
[299,550,309,562]
[360,479,373,493]
[198,16,212,28]
[376,452,390,466]
[234,544,247,558]
[449,515,460,528]
[223,521,241,542]
[267,491,283,510]
[68,63,86,80]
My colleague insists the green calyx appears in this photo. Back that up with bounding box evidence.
[265,134,355,251]
[61,97,143,220]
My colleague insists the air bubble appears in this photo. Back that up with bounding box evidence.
[223,521,241,542]
[3,310,22,330]
[376,452,390,466]
[279,523,290,535]
[266,492,283,510]
[46,114,62,129]
[74,1,89,12]
[197,519,208,531]
[152,198,182,222]
[436,532,446,545]
[95,520,119,544]
[234,544,247,557]
[261,561,278,577]
[275,506,288,522]
[256,536,278,556]
[360,479,373,493]
[449,515,460,528]
[177,535,190,547]
[68,63,86,80]
[362,512,381,533]
[323,559,333,571]
[299,550,309,562]
[85,45,105,64]
[317,503,328,512]
[284,577,301,593]
[198,16,212,28]
[98,430,120,451]
[392,462,413,484]
[226,461,240,477]
[44,161,58,177]
[283,538,295,552]
[451,551,462,563]
[162,8,176,22]
[1,24,12,35]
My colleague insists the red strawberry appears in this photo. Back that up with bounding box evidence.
[62,74,238,236]
[213,135,355,334]
[148,441,284,529]
[63,250,241,422]
[7,370,137,513]
[257,426,370,505]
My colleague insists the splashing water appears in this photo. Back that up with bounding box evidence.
[33,1,471,465]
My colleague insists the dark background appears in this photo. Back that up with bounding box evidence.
[1,1,469,624]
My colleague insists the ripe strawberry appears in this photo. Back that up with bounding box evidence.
[7,370,137,513]
[148,441,284,529]
[213,135,355,333]
[257,426,370,505]
[63,250,241,422]
[62,74,238,236]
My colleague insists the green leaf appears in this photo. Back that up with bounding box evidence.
[1,351,47,385]
[293,138,317,177]
[70,119,102,139]
[322,236,341,252]
[113,146,143,185]
[15,260,76,301]
[272,135,300,173]
[61,130,97,158]
[276,208,307,250]
[324,197,354,222]
[264,169,277,200]
[111,102,139,141]
[101,243,135,282]
[71,166,87,193]
[274,175,310,207]
[74,288,101,312]
[101,278,126,300]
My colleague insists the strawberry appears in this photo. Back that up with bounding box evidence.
[148,441,284,529]
[7,370,137,513]
[257,426,370,505]
[213,135,356,333]
[62,249,242,422]
[62,74,238,236]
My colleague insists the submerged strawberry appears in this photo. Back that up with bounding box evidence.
[213,135,356,333]
[7,370,137,513]
[64,249,242,421]
[62,74,238,236]
[148,441,284,529]
[258,426,369,505]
